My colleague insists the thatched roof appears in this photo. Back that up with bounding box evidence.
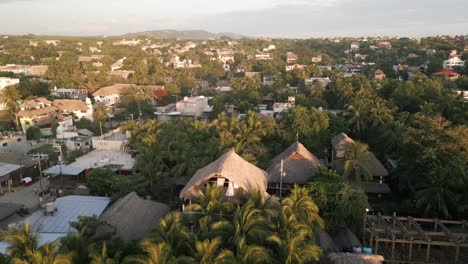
[179,149,269,200]
[333,228,361,252]
[332,133,389,177]
[267,142,322,184]
[99,192,170,241]
[326,253,384,264]
[314,229,338,254]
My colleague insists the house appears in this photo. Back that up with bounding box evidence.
[108,70,135,80]
[179,149,269,200]
[45,40,60,46]
[176,96,212,117]
[0,196,110,253]
[111,57,126,71]
[0,133,30,155]
[245,72,261,78]
[305,77,331,87]
[317,65,333,71]
[266,142,322,191]
[374,70,386,80]
[263,44,276,52]
[93,84,130,107]
[53,98,93,121]
[255,53,273,60]
[0,152,37,187]
[273,102,293,114]
[433,69,459,81]
[51,87,88,100]
[17,98,58,132]
[378,41,392,49]
[98,192,170,241]
[263,76,275,86]
[350,42,359,51]
[113,39,141,46]
[286,52,298,64]
[0,77,19,89]
[344,64,362,74]
[311,55,322,63]
[285,64,306,71]
[65,136,92,152]
[443,55,465,70]
[216,81,231,92]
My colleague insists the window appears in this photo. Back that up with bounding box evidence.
[2,143,7,147]
[17,137,22,142]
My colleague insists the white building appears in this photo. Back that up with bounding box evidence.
[113,39,141,46]
[93,84,130,107]
[305,77,331,87]
[311,55,322,63]
[0,77,19,89]
[263,45,276,52]
[255,53,273,60]
[111,57,126,71]
[52,98,93,121]
[176,96,211,117]
[285,64,306,72]
[443,56,465,70]
[350,42,360,51]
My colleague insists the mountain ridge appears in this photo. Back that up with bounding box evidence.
[121,29,248,40]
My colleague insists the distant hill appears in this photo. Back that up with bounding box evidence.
[121,30,248,40]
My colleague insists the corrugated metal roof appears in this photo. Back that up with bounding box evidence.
[44,165,84,176]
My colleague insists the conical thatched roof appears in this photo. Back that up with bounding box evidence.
[99,192,170,241]
[332,133,389,177]
[267,142,322,184]
[179,149,269,200]
[314,229,339,254]
[333,228,361,252]
[332,133,354,151]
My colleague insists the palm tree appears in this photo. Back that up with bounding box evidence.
[0,222,38,260]
[337,83,354,106]
[267,228,321,264]
[193,238,222,264]
[11,242,73,264]
[216,237,269,264]
[185,184,234,237]
[89,242,116,264]
[280,186,323,230]
[344,99,369,138]
[310,81,325,98]
[121,86,156,119]
[126,241,177,264]
[147,213,194,257]
[343,142,372,182]
[92,103,109,135]
[369,99,393,128]
[415,165,461,218]
[0,85,21,129]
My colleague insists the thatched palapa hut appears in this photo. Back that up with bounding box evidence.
[331,133,389,178]
[99,192,170,241]
[267,142,322,187]
[179,149,269,200]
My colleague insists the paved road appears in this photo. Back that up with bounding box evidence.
[0,179,49,211]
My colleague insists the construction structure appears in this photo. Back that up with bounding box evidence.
[364,213,468,263]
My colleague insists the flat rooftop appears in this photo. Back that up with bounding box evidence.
[70,149,134,170]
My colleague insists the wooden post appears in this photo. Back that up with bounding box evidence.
[426,243,431,261]
[408,239,413,261]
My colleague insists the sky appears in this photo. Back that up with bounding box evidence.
[0,0,467,38]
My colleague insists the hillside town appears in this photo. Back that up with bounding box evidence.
[0,33,467,264]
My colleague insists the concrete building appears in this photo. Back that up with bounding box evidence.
[51,87,88,100]
[17,98,58,132]
[176,96,211,118]
[52,98,93,121]
[443,56,465,70]
[0,133,30,155]
[305,77,331,87]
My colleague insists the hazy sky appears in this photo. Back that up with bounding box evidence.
[0,0,467,37]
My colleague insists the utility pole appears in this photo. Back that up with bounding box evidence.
[53,144,63,189]
[279,159,286,199]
